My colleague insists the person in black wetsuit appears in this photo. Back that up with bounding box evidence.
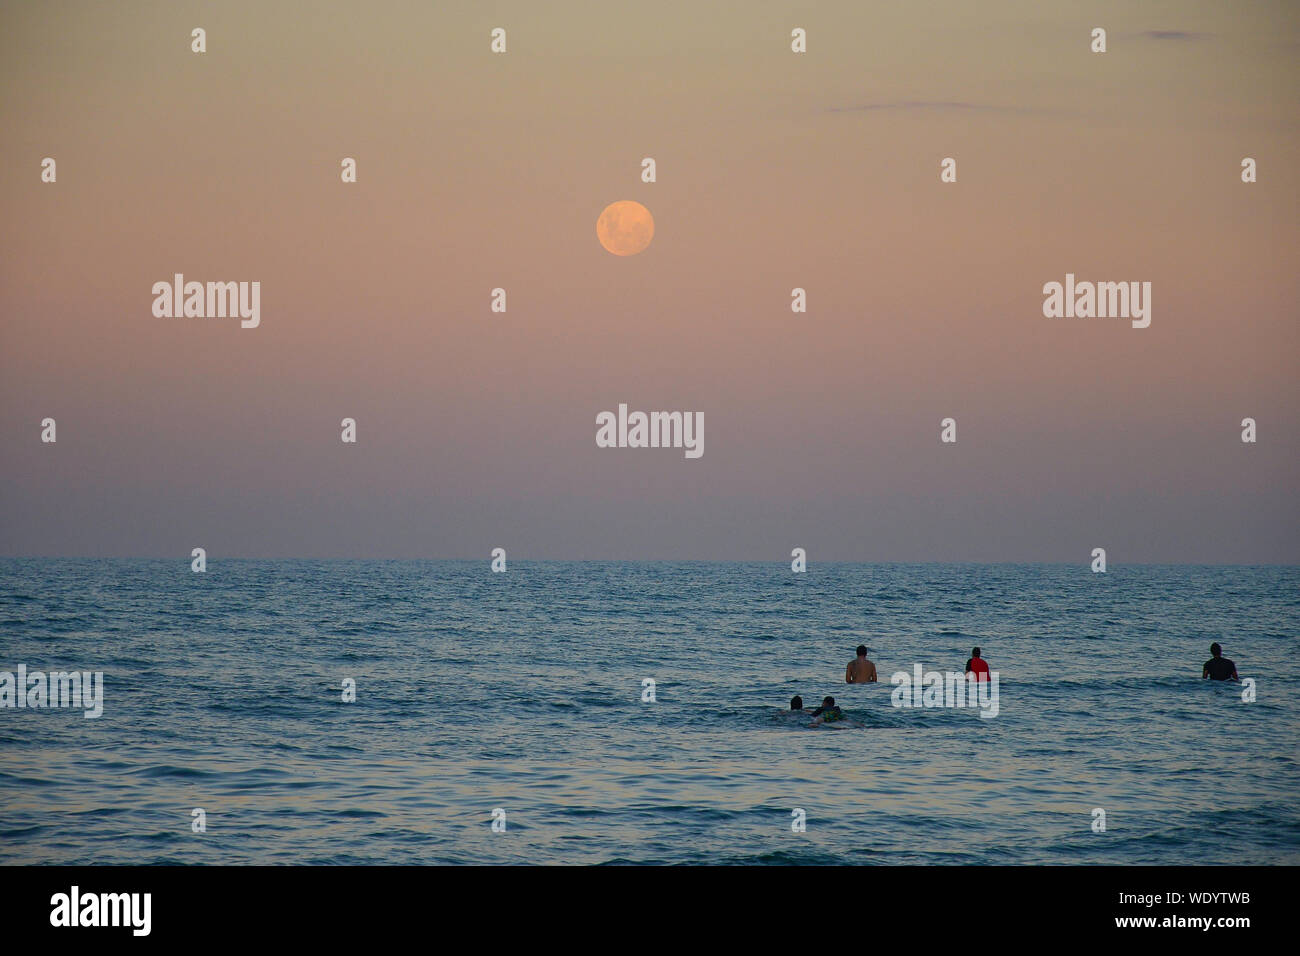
[1202,642,1240,682]
[809,695,845,725]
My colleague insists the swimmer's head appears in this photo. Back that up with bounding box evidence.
[971,646,981,658]
[790,695,803,710]
[822,696,835,707]
[856,645,867,658]
[1210,642,1222,657]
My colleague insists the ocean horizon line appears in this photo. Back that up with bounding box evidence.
[1,555,1296,569]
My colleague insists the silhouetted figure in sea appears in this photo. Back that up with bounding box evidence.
[1202,642,1240,682]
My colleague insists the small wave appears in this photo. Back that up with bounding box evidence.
[129,764,218,779]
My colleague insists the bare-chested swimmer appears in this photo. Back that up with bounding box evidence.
[846,645,877,684]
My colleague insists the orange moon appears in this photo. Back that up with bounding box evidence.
[596,200,654,256]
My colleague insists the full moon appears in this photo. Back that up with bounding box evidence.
[596,200,654,256]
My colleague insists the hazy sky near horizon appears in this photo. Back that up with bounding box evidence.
[1,0,1297,561]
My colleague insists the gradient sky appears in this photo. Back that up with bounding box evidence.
[1,0,1297,561]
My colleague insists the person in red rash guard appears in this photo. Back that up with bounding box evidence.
[965,647,991,683]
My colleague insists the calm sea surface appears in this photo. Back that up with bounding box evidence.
[1,560,1297,865]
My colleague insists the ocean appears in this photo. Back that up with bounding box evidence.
[1,559,1297,865]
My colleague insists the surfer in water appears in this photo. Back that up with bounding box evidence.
[965,647,991,682]
[846,645,878,684]
[1202,642,1240,682]
[809,696,845,725]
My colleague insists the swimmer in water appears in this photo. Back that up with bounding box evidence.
[1202,642,1240,682]
[846,645,878,684]
[809,695,845,725]
[788,695,807,712]
[965,646,991,683]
